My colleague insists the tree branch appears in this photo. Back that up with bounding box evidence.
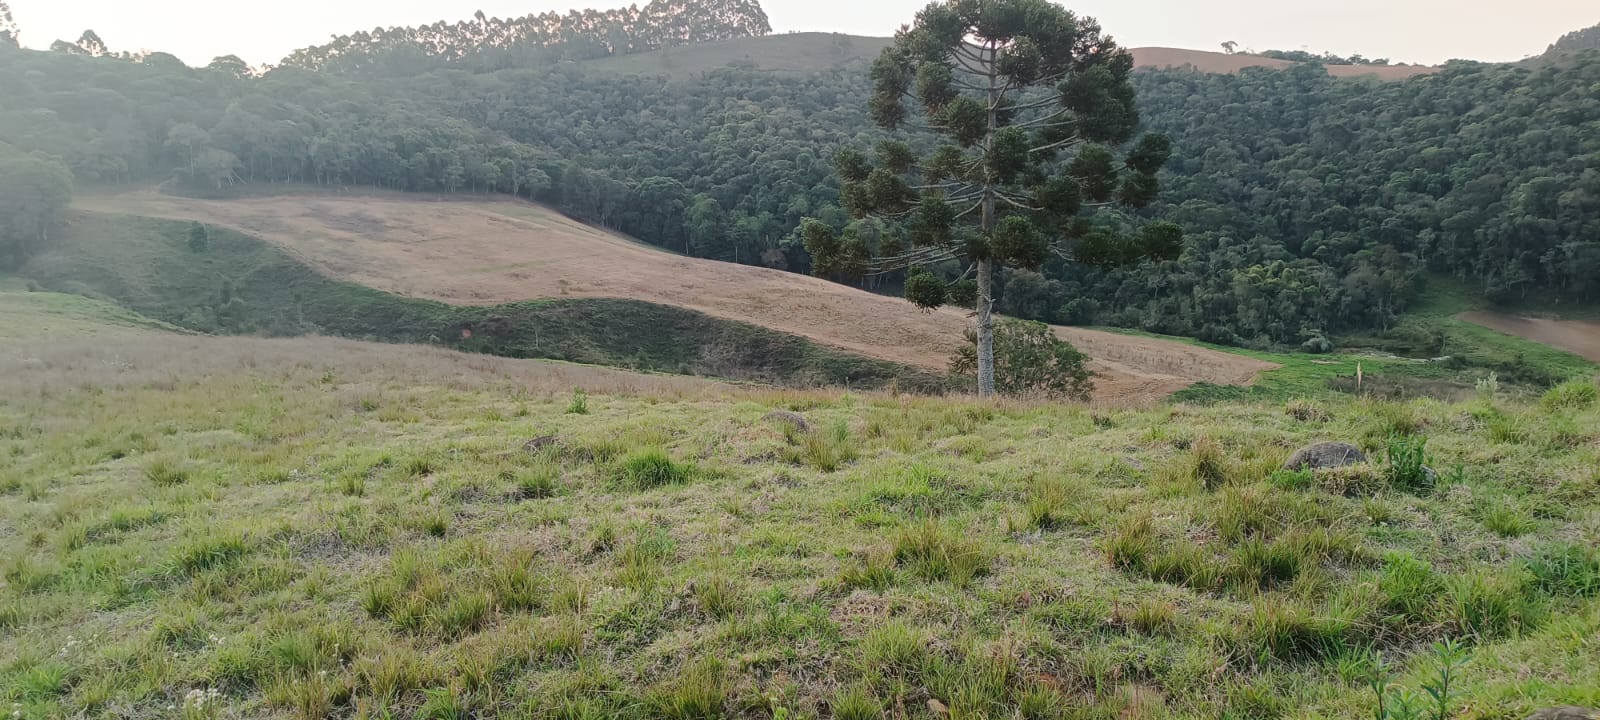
[1029,135,1083,154]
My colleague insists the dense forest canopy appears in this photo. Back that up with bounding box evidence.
[1,2,1597,351]
[279,0,772,75]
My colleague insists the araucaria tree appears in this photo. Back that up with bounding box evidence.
[803,0,1182,397]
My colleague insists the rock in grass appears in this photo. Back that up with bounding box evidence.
[522,436,562,454]
[763,410,810,433]
[1525,708,1600,720]
[1282,442,1366,471]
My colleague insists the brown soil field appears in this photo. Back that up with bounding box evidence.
[1130,47,1439,80]
[1459,311,1600,362]
[75,190,1276,404]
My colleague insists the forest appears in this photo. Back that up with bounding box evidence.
[1,0,1597,351]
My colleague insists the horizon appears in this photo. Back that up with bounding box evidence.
[8,0,1596,69]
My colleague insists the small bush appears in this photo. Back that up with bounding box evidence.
[891,520,990,586]
[567,389,590,415]
[1541,379,1597,410]
[616,449,693,490]
[1383,435,1431,492]
[1526,543,1600,598]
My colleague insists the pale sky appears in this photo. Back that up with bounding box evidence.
[9,0,1596,68]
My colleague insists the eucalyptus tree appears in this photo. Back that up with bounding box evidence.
[802,0,1181,396]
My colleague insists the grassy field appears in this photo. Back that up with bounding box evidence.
[2,297,1598,719]
[18,212,940,392]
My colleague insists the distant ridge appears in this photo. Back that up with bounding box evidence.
[581,33,1440,80]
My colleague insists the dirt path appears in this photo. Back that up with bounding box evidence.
[1459,311,1600,362]
[75,190,1276,404]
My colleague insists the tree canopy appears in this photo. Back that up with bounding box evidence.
[802,0,1180,396]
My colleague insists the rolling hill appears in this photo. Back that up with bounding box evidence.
[71,190,1277,404]
[581,31,1438,80]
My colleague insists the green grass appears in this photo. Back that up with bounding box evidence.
[0,282,180,341]
[18,211,943,391]
[3,312,1600,718]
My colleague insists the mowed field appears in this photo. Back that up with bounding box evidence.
[1460,311,1600,362]
[75,191,1275,403]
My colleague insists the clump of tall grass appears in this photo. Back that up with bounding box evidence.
[892,520,990,586]
[615,449,693,490]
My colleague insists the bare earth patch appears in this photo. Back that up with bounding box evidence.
[75,190,1276,404]
[1130,47,1439,80]
[1459,311,1600,362]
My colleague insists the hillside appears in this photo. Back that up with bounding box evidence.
[3,292,1600,718]
[70,190,1276,404]
[580,32,1438,80]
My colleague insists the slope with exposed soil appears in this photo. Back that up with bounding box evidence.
[74,190,1276,403]
[1459,311,1600,362]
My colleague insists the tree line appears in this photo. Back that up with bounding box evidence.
[1,4,1597,351]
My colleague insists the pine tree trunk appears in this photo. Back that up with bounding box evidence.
[976,39,999,398]
[976,258,996,397]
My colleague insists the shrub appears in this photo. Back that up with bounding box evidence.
[950,319,1092,400]
[1541,379,1597,410]
[566,389,590,415]
[1383,435,1431,492]
[616,449,692,490]
[1526,543,1600,598]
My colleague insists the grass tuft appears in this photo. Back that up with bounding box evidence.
[891,520,990,586]
[615,448,693,490]
[144,458,190,486]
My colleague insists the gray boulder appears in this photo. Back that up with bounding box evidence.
[763,410,810,433]
[1525,708,1599,720]
[1282,442,1367,471]
[522,436,561,454]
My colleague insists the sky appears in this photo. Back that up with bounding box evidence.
[9,0,1596,68]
